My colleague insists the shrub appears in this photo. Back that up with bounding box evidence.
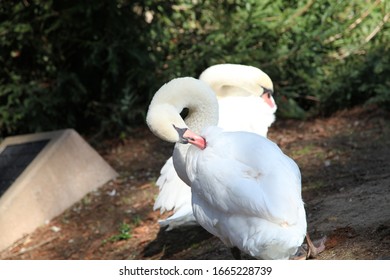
[0,0,157,137]
[0,0,388,138]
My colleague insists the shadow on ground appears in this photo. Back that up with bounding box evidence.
[0,105,389,260]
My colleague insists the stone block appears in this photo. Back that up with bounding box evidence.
[0,129,118,251]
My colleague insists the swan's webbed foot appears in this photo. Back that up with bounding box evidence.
[305,233,326,258]
[291,246,309,260]
[291,233,327,260]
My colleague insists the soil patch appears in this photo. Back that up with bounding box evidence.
[1,105,389,260]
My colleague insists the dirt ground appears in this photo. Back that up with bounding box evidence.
[1,105,389,260]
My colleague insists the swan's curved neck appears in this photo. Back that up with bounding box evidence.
[147,77,219,142]
[146,77,219,185]
[183,100,217,134]
[199,64,273,99]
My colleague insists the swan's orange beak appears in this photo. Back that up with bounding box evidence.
[183,129,206,150]
[262,93,275,108]
[261,87,275,108]
[174,125,206,150]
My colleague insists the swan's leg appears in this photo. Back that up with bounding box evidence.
[231,247,241,260]
[305,233,326,258]
[290,233,326,260]
[291,246,308,260]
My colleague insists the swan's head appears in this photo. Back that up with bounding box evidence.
[146,77,218,148]
[199,63,276,110]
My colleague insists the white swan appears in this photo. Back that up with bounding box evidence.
[199,64,276,135]
[146,77,307,259]
[154,64,277,229]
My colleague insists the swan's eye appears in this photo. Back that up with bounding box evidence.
[180,107,189,119]
[261,86,273,97]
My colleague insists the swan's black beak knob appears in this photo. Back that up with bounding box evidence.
[261,86,273,98]
[173,125,206,150]
[173,125,189,144]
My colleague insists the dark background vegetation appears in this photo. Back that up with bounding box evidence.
[1,0,389,139]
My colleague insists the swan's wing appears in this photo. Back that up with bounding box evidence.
[230,133,303,226]
[154,157,192,214]
[190,131,303,227]
[158,203,198,230]
[154,158,197,229]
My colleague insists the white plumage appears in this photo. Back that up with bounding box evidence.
[146,77,307,259]
[154,64,277,229]
[186,127,306,259]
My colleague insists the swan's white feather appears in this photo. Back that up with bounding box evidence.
[153,158,197,230]
[154,65,277,229]
[217,95,276,135]
[186,127,306,259]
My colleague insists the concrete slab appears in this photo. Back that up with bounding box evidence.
[0,129,118,251]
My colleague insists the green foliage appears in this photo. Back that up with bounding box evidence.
[0,0,389,137]
[107,222,132,242]
[149,0,389,118]
[0,0,156,137]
